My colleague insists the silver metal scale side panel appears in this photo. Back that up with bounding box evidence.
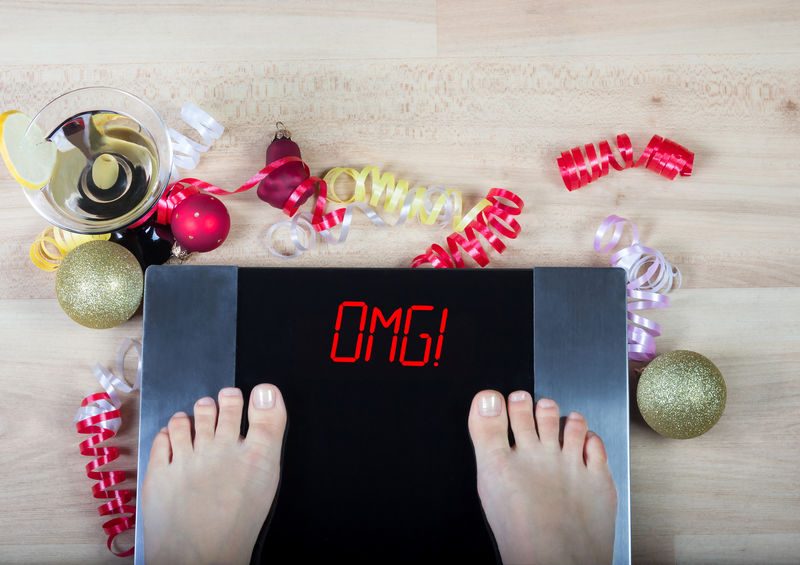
[533,267,630,565]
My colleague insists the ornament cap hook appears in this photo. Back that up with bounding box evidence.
[274,121,291,140]
[170,242,191,263]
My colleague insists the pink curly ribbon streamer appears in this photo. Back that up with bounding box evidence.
[558,134,694,191]
[75,339,141,557]
[594,215,681,362]
[411,189,524,268]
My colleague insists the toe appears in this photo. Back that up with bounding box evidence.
[562,411,588,459]
[148,427,171,467]
[166,412,193,461]
[193,396,217,450]
[584,431,609,471]
[245,384,287,456]
[216,387,244,442]
[534,398,561,448]
[506,390,538,449]
[468,390,510,457]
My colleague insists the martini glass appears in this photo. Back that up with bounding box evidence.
[23,87,173,234]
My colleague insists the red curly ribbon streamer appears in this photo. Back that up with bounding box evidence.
[76,399,136,556]
[147,156,371,238]
[141,156,331,228]
[147,159,525,268]
[557,134,694,191]
[75,339,141,557]
[411,188,524,268]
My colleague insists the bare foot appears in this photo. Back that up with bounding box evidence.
[142,384,287,565]
[468,391,617,565]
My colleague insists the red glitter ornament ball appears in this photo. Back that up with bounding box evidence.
[171,193,231,253]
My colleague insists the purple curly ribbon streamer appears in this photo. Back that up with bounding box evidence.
[594,215,681,362]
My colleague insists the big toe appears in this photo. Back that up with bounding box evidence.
[245,384,287,459]
[468,390,510,459]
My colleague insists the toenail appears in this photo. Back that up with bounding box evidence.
[196,397,215,406]
[568,411,584,420]
[220,387,241,397]
[172,411,188,419]
[160,427,168,433]
[253,385,276,409]
[478,393,502,417]
[509,391,528,403]
[537,398,556,408]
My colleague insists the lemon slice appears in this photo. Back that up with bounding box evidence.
[0,110,57,190]
[91,112,113,130]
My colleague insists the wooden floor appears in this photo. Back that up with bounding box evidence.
[1,1,799,563]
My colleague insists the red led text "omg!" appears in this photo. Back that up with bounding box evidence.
[330,302,449,367]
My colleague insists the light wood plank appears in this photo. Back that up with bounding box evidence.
[0,298,139,564]
[438,0,800,56]
[675,534,800,564]
[0,1,437,65]
[631,288,800,563]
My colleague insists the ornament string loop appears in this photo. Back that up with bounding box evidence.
[558,134,693,191]
[594,215,681,361]
[75,338,141,557]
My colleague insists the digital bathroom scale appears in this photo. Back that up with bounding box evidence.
[135,266,631,564]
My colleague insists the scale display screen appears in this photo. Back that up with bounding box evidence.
[136,266,629,564]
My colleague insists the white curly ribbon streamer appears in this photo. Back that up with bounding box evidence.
[265,187,460,259]
[594,215,682,362]
[170,102,224,178]
[73,338,142,432]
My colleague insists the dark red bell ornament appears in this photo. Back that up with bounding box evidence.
[171,193,231,253]
[256,123,312,209]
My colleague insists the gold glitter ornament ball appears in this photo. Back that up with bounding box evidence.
[637,350,726,439]
[55,240,143,329]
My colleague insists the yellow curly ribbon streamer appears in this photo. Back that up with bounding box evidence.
[30,226,110,272]
[323,166,491,231]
